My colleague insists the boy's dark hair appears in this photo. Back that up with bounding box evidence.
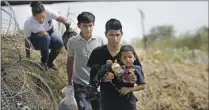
[120,45,138,59]
[77,12,95,24]
[30,1,45,16]
[105,18,123,34]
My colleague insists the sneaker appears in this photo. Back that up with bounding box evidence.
[47,63,58,71]
[40,62,48,71]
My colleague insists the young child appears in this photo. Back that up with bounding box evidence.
[93,45,146,110]
[118,45,145,87]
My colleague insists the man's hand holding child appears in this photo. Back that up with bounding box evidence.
[103,72,115,82]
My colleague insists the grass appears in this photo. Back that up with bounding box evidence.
[1,34,208,110]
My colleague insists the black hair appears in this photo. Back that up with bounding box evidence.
[30,1,45,16]
[77,12,95,24]
[105,18,123,34]
[120,45,138,59]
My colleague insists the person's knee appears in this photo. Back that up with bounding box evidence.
[50,33,64,49]
[41,35,51,42]
[57,40,64,49]
[40,35,51,50]
[52,39,64,50]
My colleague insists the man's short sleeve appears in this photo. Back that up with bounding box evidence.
[46,8,60,20]
[67,38,74,57]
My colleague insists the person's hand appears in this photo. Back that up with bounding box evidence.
[106,60,113,65]
[103,72,114,82]
[38,31,48,36]
[128,73,137,84]
[119,87,132,95]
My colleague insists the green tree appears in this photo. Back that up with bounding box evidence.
[147,25,175,43]
[193,26,208,52]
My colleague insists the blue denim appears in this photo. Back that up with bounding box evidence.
[29,32,64,65]
[73,83,91,110]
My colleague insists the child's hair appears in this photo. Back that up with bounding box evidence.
[30,1,45,16]
[120,45,138,59]
[77,12,95,24]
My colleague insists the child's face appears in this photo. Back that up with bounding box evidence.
[121,51,135,66]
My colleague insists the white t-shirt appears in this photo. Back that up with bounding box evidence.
[24,8,60,38]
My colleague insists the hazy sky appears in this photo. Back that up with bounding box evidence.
[2,1,208,43]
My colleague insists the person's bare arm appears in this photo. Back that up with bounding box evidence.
[67,56,74,85]
[119,84,145,95]
[131,84,145,91]
[56,16,71,31]
[56,16,69,25]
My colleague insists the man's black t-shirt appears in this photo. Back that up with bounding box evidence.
[87,45,142,68]
[87,45,144,110]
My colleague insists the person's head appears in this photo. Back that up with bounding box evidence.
[77,12,95,37]
[120,45,137,67]
[30,1,45,24]
[105,18,123,47]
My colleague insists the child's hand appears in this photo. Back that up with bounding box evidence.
[128,73,137,84]
[119,87,132,95]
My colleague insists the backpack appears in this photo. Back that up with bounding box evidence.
[62,28,77,50]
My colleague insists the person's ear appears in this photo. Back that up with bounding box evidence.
[121,31,123,36]
[77,23,80,28]
[105,31,107,38]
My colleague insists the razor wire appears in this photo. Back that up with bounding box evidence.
[1,1,58,109]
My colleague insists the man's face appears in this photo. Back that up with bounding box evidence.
[105,30,122,47]
[78,22,94,37]
[33,12,46,24]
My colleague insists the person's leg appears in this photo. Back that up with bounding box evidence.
[29,34,51,91]
[101,101,116,110]
[122,95,137,110]
[47,32,64,69]
[29,34,51,65]
[90,99,101,110]
[123,102,136,110]
[74,83,91,110]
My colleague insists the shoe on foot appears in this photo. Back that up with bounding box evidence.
[47,63,58,71]
[40,62,48,71]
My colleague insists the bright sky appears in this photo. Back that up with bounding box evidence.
[2,1,208,44]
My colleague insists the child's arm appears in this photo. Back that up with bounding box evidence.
[132,84,145,91]
[119,65,146,95]
[119,84,145,95]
